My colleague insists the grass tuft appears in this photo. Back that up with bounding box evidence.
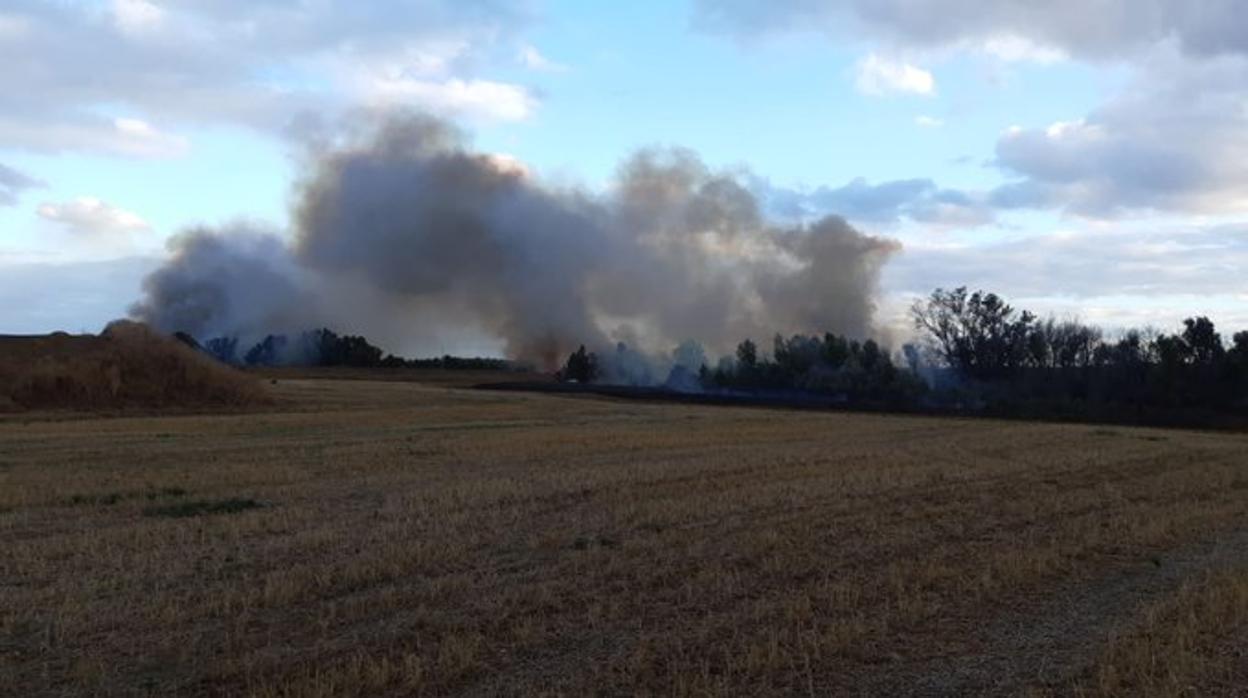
[68,487,189,507]
[142,497,263,518]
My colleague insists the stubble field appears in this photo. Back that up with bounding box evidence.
[3,375,1248,696]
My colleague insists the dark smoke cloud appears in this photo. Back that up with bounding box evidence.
[131,225,314,340]
[131,112,899,367]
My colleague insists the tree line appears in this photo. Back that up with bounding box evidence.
[179,328,517,371]
[909,287,1248,420]
[559,333,926,406]
[559,286,1248,426]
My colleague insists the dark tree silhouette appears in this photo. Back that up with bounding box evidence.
[205,336,240,364]
[1182,317,1223,365]
[908,287,1248,424]
[560,345,598,383]
[736,339,758,369]
[911,287,1034,380]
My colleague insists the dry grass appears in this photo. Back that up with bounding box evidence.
[0,322,268,412]
[1,376,1247,695]
[1072,567,1248,696]
[251,366,551,388]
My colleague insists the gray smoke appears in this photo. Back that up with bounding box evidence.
[132,112,900,368]
[131,225,314,340]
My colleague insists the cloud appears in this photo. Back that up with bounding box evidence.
[854,53,935,96]
[695,1,1248,60]
[0,1,536,155]
[886,224,1248,303]
[878,221,1248,332]
[0,13,30,40]
[698,3,1248,219]
[0,256,159,333]
[979,35,1066,63]
[37,197,152,235]
[110,117,191,158]
[111,0,164,35]
[0,114,191,159]
[753,175,994,227]
[518,44,569,72]
[0,162,43,206]
[988,51,1248,217]
[355,76,538,122]
[914,115,944,128]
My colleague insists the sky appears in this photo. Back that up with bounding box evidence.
[3,0,1248,343]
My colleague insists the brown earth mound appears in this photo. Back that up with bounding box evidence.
[0,321,268,412]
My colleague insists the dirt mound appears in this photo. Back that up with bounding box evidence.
[0,321,268,412]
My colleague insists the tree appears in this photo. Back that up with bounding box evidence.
[911,286,970,371]
[736,339,758,370]
[560,345,598,383]
[1026,318,1056,368]
[1052,321,1101,369]
[822,333,850,369]
[1153,334,1189,369]
[1182,317,1223,365]
[244,334,288,366]
[1233,331,1248,358]
[1111,330,1147,366]
[204,336,240,364]
[860,339,884,373]
[301,328,384,367]
[911,287,1035,380]
[774,334,821,379]
[902,343,922,374]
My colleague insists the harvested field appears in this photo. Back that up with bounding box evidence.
[2,376,1247,696]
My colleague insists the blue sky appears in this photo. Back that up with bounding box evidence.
[2,0,1247,347]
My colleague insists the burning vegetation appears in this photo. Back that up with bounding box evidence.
[121,112,1248,427]
[556,333,924,407]
[549,286,1248,427]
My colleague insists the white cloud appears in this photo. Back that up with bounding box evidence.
[111,117,190,158]
[883,223,1248,330]
[854,53,935,96]
[112,0,164,35]
[351,40,472,79]
[0,2,536,154]
[37,197,151,235]
[0,115,190,159]
[699,2,1248,219]
[360,76,538,122]
[914,115,944,128]
[989,51,1248,217]
[518,44,569,72]
[979,34,1066,63]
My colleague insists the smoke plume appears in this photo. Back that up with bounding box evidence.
[131,112,900,367]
